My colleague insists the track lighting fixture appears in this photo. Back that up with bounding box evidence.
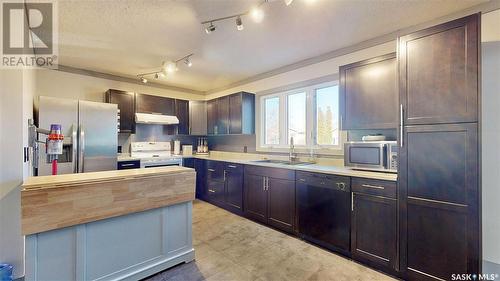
[250,7,264,23]
[205,22,216,34]
[184,57,193,67]
[236,16,244,31]
[136,53,194,83]
[284,0,294,5]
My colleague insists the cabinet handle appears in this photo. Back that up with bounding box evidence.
[298,178,306,182]
[208,189,215,193]
[263,177,266,191]
[362,184,385,190]
[223,170,227,182]
[120,163,136,167]
[208,168,215,172]
[400,104,404,147]
[228,165,237,168]
[351,193,354,211]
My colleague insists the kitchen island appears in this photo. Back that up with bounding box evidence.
[21,167,196,281]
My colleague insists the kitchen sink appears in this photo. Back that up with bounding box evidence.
[252,159,315,166]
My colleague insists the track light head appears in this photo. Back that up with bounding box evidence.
[184,57,192,67]
[140,77,147,84]
[284,0,293,5]
[163,61,177,74]
[250,7,264,23]
[154,73,159,79]
[236,16,244,31]
[205,22,216,34]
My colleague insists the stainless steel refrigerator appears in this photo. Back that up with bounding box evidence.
[37,96,118,175]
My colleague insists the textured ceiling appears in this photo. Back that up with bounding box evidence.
[57,0,486,92]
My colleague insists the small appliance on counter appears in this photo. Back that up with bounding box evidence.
[344,140,397,173]
[361,134,387,141]
[196,137,209,155]
[173,140,181,155]
[182,145,193,156]
[131,142,183,168]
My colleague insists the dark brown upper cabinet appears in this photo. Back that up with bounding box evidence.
[399,14,478,125]
[229,92,255,134]
[135,93,175,115]
[207,99,217,135]
[105,89,135,133]
[217,95,230,134]
[207,92,255,135]
[174,99,189,135]
[339,53,398,130]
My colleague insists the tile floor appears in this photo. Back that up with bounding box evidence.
[146,200,396,281]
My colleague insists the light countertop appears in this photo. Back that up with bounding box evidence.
[23,166,194,190]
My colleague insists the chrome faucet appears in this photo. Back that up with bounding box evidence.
[289,137,298,163]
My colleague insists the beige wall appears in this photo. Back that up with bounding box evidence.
[33,69,205,108]
[0,69,34,278]
[206,41,396,99]
[481,10,500,266]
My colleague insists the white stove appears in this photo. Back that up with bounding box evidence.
[131,142,183,168]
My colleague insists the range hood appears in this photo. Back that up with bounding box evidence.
[135,113,179,125]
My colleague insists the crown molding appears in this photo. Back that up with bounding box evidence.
[55,65,206,96]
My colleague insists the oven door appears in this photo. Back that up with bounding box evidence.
[141,159,183,168]
[344,142,387,171]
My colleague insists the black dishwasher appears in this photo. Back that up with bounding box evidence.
[296,171,351,255]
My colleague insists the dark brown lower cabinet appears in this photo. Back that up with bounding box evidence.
[399,123,479,280]
[351,193,397,273]
[244,173,268,223]
[224,163,244,214]
[244,165,296,234]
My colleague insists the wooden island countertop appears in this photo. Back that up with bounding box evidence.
[21,167,196,235]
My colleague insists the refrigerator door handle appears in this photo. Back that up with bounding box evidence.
[79,125,85,173]
[72,124,78,173]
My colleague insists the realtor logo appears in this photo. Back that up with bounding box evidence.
[1,1,58,68]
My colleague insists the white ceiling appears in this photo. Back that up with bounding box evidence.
[57,0,486,92]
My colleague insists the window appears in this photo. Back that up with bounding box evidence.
[287,92,306,145]
[315,85,339,146]
[257,81,345,154]
[264,96,280,145]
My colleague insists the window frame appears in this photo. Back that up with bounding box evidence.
[256,80,346,155]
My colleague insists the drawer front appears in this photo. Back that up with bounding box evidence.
[206,160,225,182]
[296,171,350,192]
[352,178,396,199]
[206,180,225,203]
[244,165,295,180]
[224,162,244,174]
[117,160,140,170]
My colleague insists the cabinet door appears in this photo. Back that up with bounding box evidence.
[105,90,135,133]
[136,93,175,115]
[399,123,479,280]
[194,159,206,200]
[340,53,398,129]
[175,99,189,135]
[207,99,217,135]
[207,180,225,205]
[399,14,478,125]
[224,163,243,214]
[206,160,224,182]
[267,178,295,233]
[189,101,207,135]
[244,173,267,224]
[217,96,230,135]
[229,93,242,134]
[351,193,397,272]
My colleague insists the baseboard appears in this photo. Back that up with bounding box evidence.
[483,260,500,275]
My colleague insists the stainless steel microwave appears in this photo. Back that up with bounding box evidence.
[344,141,398,173]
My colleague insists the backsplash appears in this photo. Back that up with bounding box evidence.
[208,135,257,153]
[118,124,201,153]
[347,129,397,141]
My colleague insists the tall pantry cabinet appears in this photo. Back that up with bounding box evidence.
[398,14,480,280]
